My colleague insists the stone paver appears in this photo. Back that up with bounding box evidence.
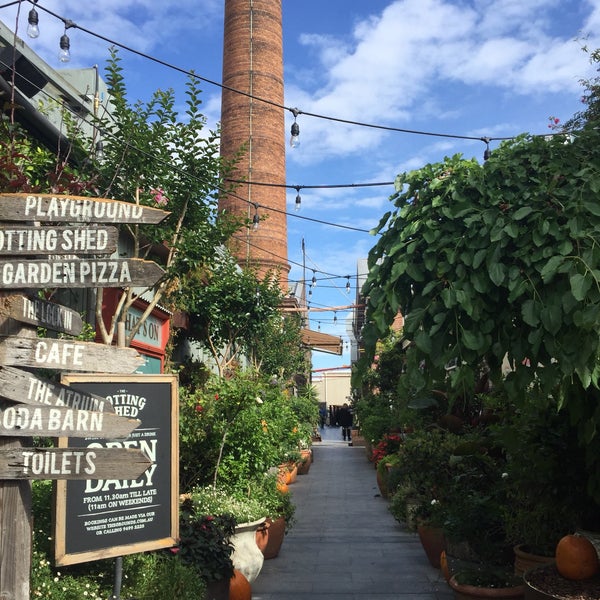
[252,427,453,600]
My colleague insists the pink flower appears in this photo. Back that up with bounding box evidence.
[150,187,169,206]
[170,546,180,554]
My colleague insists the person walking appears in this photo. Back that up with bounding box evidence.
[337,402,353,442]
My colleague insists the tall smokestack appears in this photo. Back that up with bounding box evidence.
[220,0,290,288]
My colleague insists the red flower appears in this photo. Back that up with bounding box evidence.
[170,546,180,554]
[215,393,219,400]
[195,404,203,413]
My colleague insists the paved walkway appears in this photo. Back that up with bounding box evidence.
[252,426,453,600]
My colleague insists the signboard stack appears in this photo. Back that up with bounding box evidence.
[0,194,173,600]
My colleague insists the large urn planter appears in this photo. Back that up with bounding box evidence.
[262,515,286,559]
[230,517,266,583]
[448,575,525,600]
[417,523,446,568]
[513,545,555,577]
[229,569,252,600]
[255,519,270,554]
[524,564,600,600]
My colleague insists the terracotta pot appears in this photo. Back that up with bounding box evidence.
[523,564,600,600]
[417,524,446,569]
[297,450,312,475]
[204,577,230,600]
[263,515,285,559]
[229,569,251,600]
[255,519,270,553]
[376,467,389,499]
[288,463,298,484]
[278,465,292,485]
[513,544,555,577]
[448,575,525,600]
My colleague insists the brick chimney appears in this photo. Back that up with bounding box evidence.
[220,0,290,288]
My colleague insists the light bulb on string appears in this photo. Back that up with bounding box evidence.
[333,312,337,324]
[311,270,317,287]
[27,2,39,38]
[345,276,351,293]
[289,108,300,148]
[59,32,71,63]
[252,204,260,230]
[483,137,491,161]
[295,187,301,211]
[95,140,105,162]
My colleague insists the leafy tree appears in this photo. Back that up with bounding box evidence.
[361,78,600,498]
[183,254,284,377]
[93,49,240,346]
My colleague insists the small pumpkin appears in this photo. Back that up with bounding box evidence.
[229,569,251,600]
[440,550,451,582]
[555,534,599,580]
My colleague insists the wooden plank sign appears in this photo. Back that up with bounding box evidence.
[0,226,118,256]
[0,294,83,336]
[0,337,144,373]
[0,366,115,412]
[0,403,139,439]
[0,193,170,224]
[0,258,165,289]
[0,447,151,480]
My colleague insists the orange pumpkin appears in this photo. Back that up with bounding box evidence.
[229,569,251,600]
[276,481,289,494]
[556,534,600,580]
[440,550,451,582]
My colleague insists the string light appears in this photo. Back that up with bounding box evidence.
[290,108,300,148]
[252,204,260,230]
[26,0,39,38]
[483,137,491,161]
[295,186,301,211]
[59,21,75,63]
[12,1,574,149]
[311,270,317,287]
[345,276,351,293]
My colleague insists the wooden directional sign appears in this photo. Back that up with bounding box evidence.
[0,193,169,224]
[0,366,115,413]
[0,337,144,373]
[0,294,83,336]
[0,447,151,480]
[0,258,165,289]
[0,402,138,439]
[0,225,118,256]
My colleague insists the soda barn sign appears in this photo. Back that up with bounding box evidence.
[55,375,178,565]
[0,402,139,439]
[0,193,171,600]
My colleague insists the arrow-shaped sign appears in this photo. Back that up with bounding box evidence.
[0,258,165,289]
[0,194,169,224]
[0,447,151,480]
[0,402,139,439]
[0,337,144,373]
[0,365,114,412]
[0,294,83,336]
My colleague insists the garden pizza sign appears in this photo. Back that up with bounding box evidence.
[0,194,175,600]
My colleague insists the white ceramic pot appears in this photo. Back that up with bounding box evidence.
[231,517,266,583]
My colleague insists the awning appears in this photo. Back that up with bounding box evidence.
[301,328,343,355]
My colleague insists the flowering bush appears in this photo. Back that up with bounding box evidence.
[370,432,403,464]
[177,495,236,583]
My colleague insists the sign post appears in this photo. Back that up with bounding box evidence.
[0,193,170,600]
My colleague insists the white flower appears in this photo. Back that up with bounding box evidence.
[502,472,508,479]
[255,396,263,404]
[431,499,439,506]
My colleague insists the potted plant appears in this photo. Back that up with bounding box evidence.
[177,496,236,600]
[190,486,267,583]
[494,396,597,575]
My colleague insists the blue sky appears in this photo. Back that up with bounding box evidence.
[2,0,600,371]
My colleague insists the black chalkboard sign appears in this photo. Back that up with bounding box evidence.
[54,374,178,566]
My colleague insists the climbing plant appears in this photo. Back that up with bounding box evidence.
[362,62,600,499]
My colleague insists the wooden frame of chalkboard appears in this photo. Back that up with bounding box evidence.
[53,374,178,566]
